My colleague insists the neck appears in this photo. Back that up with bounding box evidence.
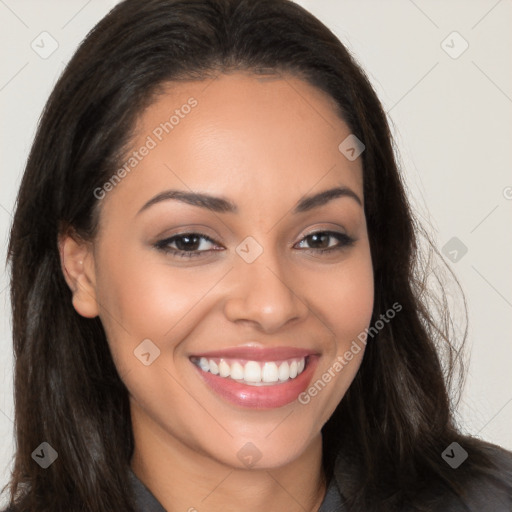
[130,407,327,512]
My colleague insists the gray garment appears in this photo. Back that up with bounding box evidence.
[2,442,510,511]
[331,441,512,512]
[129,441,512,511]
[128,470,167,512]
[128,469,344,512]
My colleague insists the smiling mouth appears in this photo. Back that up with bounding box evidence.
[189,356,308,386]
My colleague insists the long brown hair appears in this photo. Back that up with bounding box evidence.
[4,0,508,510]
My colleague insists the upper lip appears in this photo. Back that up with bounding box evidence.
[190,346,318,361]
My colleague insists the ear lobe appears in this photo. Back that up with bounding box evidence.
[58,229,99,319]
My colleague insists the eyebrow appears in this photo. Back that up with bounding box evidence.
[136,186,362,216]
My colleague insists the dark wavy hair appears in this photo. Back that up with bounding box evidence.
[3,0,509,511]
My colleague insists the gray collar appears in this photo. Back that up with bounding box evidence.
[128,468,344,511]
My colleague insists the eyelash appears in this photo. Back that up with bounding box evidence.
[154,230,355,259]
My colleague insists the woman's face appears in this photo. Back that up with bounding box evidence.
[68,72,374,469]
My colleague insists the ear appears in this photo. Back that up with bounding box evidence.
[58,228,99,318]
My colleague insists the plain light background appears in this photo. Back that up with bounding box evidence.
[1,0,511,503]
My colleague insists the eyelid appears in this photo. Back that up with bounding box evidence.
[294,223,350,242]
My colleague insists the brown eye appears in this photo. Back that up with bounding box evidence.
[154,232,221,258]
[295,231,355,253]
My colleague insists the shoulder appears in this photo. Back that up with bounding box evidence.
[455,439,512,509]
[475,437,512,472]
[421,439,512,511]
[333,438,512,511]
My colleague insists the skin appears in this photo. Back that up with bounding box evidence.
[59,72,374,512]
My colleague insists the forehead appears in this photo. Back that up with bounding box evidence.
[100,72,363,219]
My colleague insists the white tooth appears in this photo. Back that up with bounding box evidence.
[278,361,290,381]
[200,357,305,383]
[289,361,298,378]
[218,359,230,377]
[262,362,279,383]
[209,359,219,375]
[244,361,262,382]
[230,361,244,380]
[198,357,210,372]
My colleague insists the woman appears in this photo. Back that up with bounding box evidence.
[3,0,512,510]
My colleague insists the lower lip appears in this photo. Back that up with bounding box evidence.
[191,356,319,409]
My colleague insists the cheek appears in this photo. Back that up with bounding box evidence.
[307,247,373,378]
[93,241,214,369]
[294,249,373,430]
[311,249,374,351]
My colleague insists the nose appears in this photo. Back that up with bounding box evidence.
[223,250,309,333]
